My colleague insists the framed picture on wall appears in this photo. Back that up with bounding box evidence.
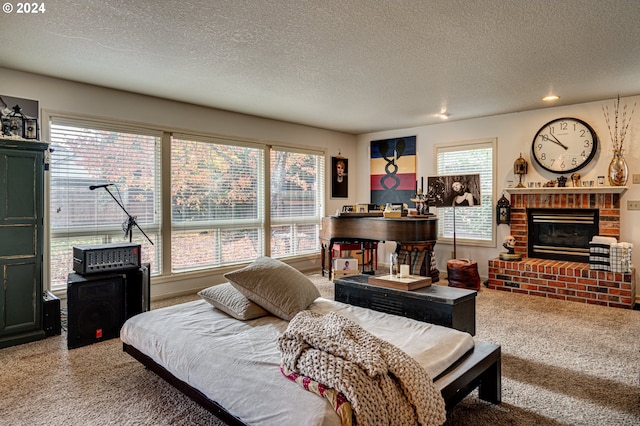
[1,95,39,139]
[370,136,416,206]
[331,156,348,198]
[427,174,481,208]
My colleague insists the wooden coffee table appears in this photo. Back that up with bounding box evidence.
[334,274,476,335]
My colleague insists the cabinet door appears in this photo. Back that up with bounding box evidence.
[0,260,39,334]
[0,149,38,220]
[0,147,44,345]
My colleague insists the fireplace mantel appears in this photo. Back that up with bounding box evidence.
[504,186,627,195]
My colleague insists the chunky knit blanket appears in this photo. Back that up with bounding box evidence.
[277,310,446,426]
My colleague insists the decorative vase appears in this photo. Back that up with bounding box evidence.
[608,149,629,186]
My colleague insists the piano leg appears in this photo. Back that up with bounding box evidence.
[360,241,377,275]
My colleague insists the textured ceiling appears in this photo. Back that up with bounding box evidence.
[1,0,640,134]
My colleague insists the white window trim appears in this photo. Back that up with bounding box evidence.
[268,146,326,258]
[42,110,164,289]
[433,137,497,248]
[169,134,265,272]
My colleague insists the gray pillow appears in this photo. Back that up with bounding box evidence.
[224,257,320,320]
[198,283,269,321]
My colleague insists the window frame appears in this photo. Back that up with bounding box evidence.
[268,145,326,258]
[41,112,326,290]
[44,113,163,290]
[433,137,497,248]
[170,133,266,273]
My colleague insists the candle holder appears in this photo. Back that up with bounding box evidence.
[513,153,528,188]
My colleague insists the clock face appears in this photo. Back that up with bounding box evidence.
[531,117,598,174]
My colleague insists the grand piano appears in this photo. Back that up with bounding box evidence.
[320,214,439,281]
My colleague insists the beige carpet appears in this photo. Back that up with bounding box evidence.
[2,275,639,425]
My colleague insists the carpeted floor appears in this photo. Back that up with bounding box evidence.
[1,274,639,425]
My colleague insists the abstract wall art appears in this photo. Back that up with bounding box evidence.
[370,136,416,207]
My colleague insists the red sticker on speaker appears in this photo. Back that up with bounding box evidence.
[96,329,103,338]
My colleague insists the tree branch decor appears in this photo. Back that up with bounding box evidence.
[602,95,637,152]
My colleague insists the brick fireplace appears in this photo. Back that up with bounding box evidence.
[488,188,636,309]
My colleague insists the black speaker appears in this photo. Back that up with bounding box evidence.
[123,263,150,318]
[43,290,61,337]
[67,273,125,349]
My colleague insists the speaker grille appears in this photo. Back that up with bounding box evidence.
[67,273,124,349]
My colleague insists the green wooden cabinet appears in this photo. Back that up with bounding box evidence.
[0,139,48,348]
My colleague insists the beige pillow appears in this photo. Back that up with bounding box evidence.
[224,257,320,320]
[198,283,269,321]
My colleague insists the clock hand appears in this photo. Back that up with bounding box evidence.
[546,133,568,150]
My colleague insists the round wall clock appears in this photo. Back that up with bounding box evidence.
[531,117,598,174]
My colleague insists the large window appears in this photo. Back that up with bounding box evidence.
[270,148,325,257]
[435,138,496,246]
[46,117,325,290]
[48,118,162,290]
[171,135,264,272]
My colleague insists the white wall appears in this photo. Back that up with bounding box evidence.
[4,67,638,293]
[356,97,640,282]
[0,68,358,298]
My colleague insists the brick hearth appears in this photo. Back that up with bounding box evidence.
[488,188,636,309]
[488,258,636,309]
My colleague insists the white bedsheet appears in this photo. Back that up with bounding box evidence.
[120,297,475,426]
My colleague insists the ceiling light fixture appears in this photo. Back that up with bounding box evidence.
[542,95,560,102]
[436,112,450,119]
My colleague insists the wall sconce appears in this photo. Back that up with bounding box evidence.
[496,194,511,225]
[513,153,528,188]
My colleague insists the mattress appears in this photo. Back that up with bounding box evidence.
[121,297,475,426]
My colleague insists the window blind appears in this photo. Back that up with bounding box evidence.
[171,136,264,271]
[269,148,325,257]
[48,117,162,289]
[436,141,494,243]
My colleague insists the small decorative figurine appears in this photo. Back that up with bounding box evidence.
[571,173,581,187]
[503,235,516,254]
[499,235,522,260]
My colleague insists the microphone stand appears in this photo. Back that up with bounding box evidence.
[98,186,154,245]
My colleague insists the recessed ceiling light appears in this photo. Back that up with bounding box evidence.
[436,113,450,119]
[542,95,560,102]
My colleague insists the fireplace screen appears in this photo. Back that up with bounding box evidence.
[528,209,599,263]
